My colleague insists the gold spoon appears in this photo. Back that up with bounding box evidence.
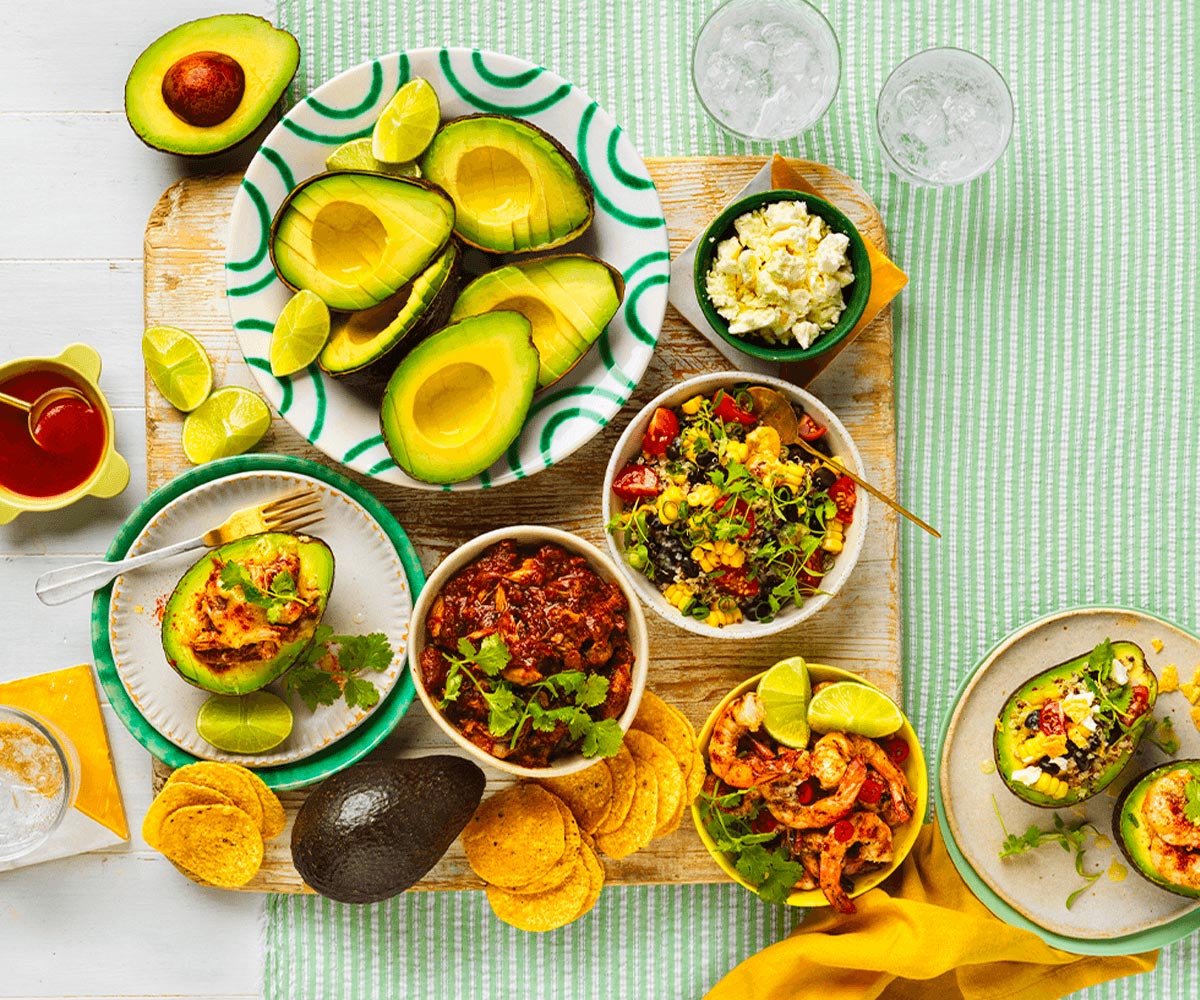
[0,386,93,451]
[745,385,941,539]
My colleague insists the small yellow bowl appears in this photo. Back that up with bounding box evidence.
[0,343,130,524]
[691,663,928,907]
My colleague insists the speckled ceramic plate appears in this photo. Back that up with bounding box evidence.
[937,607,1200,952]
[92,455,424,789]
[226,47,669,491]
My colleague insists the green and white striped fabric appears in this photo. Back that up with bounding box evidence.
[268,2,1199,997]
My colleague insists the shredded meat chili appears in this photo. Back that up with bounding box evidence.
[421,540,634,767]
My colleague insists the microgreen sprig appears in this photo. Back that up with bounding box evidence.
[993,797,1101,909]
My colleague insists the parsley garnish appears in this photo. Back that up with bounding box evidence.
[993,797,1101,908]
[437,634,623,759]
[281,625,394,711]
[1184,778,1200,826]
[1146,716,1181,755]
[698,788,805,905]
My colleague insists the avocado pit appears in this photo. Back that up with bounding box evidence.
[162,51,246,127]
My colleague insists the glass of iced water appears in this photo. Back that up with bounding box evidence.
[875,47,1014,186]
[0,706,77,863]
[692,0,841,141]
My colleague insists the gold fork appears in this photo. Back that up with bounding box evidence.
[34,487,325,606]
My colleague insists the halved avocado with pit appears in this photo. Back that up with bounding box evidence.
[162,532,334,696]
[1115,759,1200,898]
[125,14,299,157]
[419,115,594,254]
[449,254,624,388]
[993,640,1156,807]
[379,311,539,484]
[318,242,461,383]
[270,171,455,311]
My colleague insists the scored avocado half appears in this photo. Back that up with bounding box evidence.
[162,532,334,696]
[124,14,299,157]
[1114,759,1200,898]
[449,254,624,389]
[419,115,594,254]
[379,311,539,484]
[318,242,461,384]
[270,171,456,312]
[993,640,1156,807]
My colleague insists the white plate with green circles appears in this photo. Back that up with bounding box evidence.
[226,48,670,490]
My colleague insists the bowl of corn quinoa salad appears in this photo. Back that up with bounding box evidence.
[602,372,868,638]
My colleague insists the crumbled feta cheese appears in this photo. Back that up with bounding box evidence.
[1047,757,1070,770]
[1081,715,1097,732]
[1112,657,1129,685]
[1011,766,1045,786]
[704,199,855,347]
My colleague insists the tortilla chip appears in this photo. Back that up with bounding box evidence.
[624,729,683,838]
[167,762,264,832]
[225,763,287,839]
[462,784,566,888]
[142,781,234,850]
[634,690,696,766]
[685,747,707,806]
[593,743,636,835]
[485,855,591,932]
[594,756,658,859]
[157,804,264,888]
[576,840,605,919]
[536,763,613,835]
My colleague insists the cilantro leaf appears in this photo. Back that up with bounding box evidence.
[335,633,393,674]
[581,717,624,758]
[484,685,519,737]
[271,570,297,598]
[1184,778,1200,825]
[289,669,342,711]
[576,674,610,710]
[219,562,270,605]
[343,676,381,710]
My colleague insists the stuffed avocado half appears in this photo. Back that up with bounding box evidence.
[993,639,1156,807]
[1115,759,1200,898]
[162,532,334,695]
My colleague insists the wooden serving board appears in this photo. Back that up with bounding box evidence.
[142,157,899,893]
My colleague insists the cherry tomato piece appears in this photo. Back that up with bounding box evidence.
[611,463,661,502]
[714,566,760,599]
[828,476,857,523]
[798,548,826,592]
[1121,685,1151,725]
[882,737,910,764]
[797,779,817,805]
[751,811,781,835]
[1038,700,1065,737]
[858,776,885,805]
[798,413,828,441]
[642,407,678,457]
[832,819,855,843]
[714,494,756,540]
[712,391,757,427]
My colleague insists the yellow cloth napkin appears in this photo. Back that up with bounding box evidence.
[704,823,1157,1000]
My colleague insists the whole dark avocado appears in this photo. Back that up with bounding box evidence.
[291,755,486,903]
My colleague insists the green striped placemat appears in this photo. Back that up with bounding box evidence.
[268,2,1199,997]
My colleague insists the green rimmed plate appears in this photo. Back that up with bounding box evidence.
[90,454,425,790]
[226,48,670,491]
[935,606,1200,954]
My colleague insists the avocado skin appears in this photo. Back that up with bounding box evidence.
[291,756,486,903]
[993,641,1157,807]
[1114,759,1200,898]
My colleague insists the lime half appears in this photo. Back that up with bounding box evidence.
[326,137,420,177]
[181,386,271,465]
[196,691,294,754]
[806,681,904,738]
[142,325,213,412]
[270,289,331,377]
[756,656,812,748]
[372,77,440,163]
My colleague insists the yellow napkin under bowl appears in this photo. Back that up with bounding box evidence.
[705,823,1157,1000]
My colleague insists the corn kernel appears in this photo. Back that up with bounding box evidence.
[821,534,844,554]
[704,606,743,628]
[687,484,719,508]
[663,582,694,611]
[745,426,781,460]
[723,440,749,464]
[680,395,704,415]
[656,486,685,524]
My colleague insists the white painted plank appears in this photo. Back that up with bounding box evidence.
[0,261,145,408]
[0,0,272,113]
[0,407,148,557]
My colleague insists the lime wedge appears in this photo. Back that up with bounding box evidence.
[142,325,213,412]
[196,691,294,754]
[326,137,420,177]
[372,77,440,164]
[756,656,812,748]
[270,289,331,377]
[806,681,904,738]
[181,386,271,465]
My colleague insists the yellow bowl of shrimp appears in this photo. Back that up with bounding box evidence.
[691,664,928,910]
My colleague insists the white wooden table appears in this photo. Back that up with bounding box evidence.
[0,3,272,997]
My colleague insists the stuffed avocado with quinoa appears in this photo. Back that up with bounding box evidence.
[606,384,857,628]
[993,639,1156,807]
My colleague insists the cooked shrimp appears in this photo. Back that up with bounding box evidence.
[783,828,825,890]
[819,811,894,913]
[762,756,867,828]
[1143,770,1200,849]
[809,732,916,825]
[701,773,762,818]
[1147,835,1200,891]
[707,692,807,788]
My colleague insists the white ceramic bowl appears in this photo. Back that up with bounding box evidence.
[602,372,868,638]
[408,526,649,778]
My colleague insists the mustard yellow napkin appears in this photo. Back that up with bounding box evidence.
[704,823,1156,1000]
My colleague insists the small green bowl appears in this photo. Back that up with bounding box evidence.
[693,189,872,363]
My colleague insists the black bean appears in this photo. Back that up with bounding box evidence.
[666,439,682,460]
[1041,758,1060,775]
[812,467,837,491]
[1024,710,1041,730]
[697,451,719,470]
[681,557,700,577]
